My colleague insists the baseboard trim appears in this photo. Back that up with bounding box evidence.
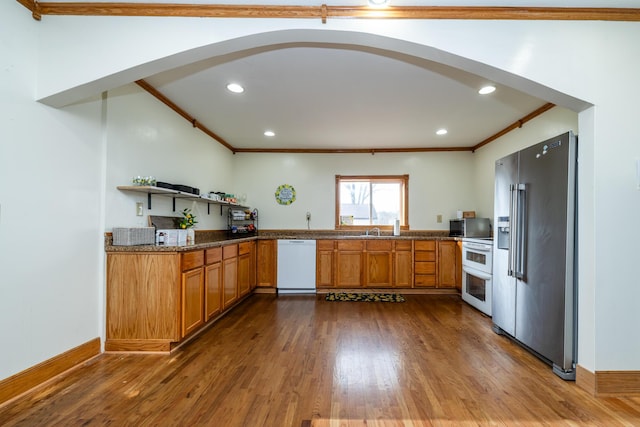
[105,338,172,352]
[0,337,101,406]
[315,288,458,295]
[576,364,640,396]
[576,364,596,395]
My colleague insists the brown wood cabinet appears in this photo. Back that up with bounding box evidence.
[365,240,393,287]
[438,240,458,289]
[106,252,181,352]
[237,241,253,297]
[256,239,276,288]
[413,240,461,289]
[106,240,255,353]
[414,240,437,288]
[336,240,364,287]
[250,241,257,291]
[205,247,222,321]
[316,240,335,288]
[455,241,462,291]
[316,239,450,289]
[223,244,238,310]
[181,266,204,338]
[394,240,413,288]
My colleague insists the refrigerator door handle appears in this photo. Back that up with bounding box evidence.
[508,184,517,277]
[515,183,527,280]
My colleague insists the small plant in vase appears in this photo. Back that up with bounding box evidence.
[180,208,197,245]
[180,208,197,229]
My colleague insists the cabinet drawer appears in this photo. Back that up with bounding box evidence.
[415,261,436,275]
[206,247,222,264]
[366,240,392,251]
[181,250,204,271]
[415,274,437,286]
[415,241,436,251]
[239,241,252,255]
[415,251,436,262]
[317,240,334,251]
[395,241,412,251]
[337,240,364,251]
[223,244,238,259]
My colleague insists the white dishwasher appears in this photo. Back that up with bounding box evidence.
[277,240,317,294]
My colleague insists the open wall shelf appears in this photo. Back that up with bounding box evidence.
[117,185,249,215]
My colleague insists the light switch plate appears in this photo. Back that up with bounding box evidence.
[136,202,143,216]
[437,214,442,223]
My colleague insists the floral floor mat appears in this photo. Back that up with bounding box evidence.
[324,292,406,302]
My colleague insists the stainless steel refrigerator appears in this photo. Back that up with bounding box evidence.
[492,131,577,380]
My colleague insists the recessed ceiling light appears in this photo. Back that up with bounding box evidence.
[368,0,389,6]
[226,83,244,93]
[479,85,496,95]
[264,130,275,137]
[436,129,448,135]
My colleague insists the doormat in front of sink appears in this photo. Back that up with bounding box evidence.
[324,292,405,302]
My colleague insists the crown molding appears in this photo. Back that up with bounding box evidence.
[17,1,640,22]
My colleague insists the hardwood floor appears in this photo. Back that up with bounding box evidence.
[1,294,639,426]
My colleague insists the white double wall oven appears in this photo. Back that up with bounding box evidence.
[461,238,493,316]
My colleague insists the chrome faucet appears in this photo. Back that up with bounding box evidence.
[366,227,381,237]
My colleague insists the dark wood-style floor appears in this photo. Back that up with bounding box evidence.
[1,294,639,426]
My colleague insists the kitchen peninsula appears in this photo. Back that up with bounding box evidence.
[105,230,462,353]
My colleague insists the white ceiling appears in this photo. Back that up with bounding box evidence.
[145,44,549,150]
[51,0,633,151]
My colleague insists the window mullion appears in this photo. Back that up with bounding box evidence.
[369,181,373,225]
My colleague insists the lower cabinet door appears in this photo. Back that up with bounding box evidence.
[366,251,393,287]
[256,240,277,288]
[181,267,204,337]
[438,241,458,289]
[336,251,363,287]
[394,247,413,287]
[205,261,222,321]
[223,256,238,309]
[238,253,251,297]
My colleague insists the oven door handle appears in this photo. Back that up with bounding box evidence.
[463,266,492,281]
[464,243,492,252]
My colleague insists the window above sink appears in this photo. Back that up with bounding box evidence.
[335,174,408,231]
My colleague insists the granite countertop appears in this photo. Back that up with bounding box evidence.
[105,229,459,252]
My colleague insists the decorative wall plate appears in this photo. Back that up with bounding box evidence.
[275,184,296,205]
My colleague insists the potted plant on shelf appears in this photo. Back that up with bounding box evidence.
[180,208,197,245]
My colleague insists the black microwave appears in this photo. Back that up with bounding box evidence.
[449,218,491,237]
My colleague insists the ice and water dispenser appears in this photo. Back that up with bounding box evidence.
[496,216,510,250]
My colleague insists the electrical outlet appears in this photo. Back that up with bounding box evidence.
[136,202,143,216]
[437,214,442,223]
[306,211,311,221]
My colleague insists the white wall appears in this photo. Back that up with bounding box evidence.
[0,2,104,379]
[233,151,476,230]
[233,108,577,232]
[104,84,235,231]
[473,107,579,219]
